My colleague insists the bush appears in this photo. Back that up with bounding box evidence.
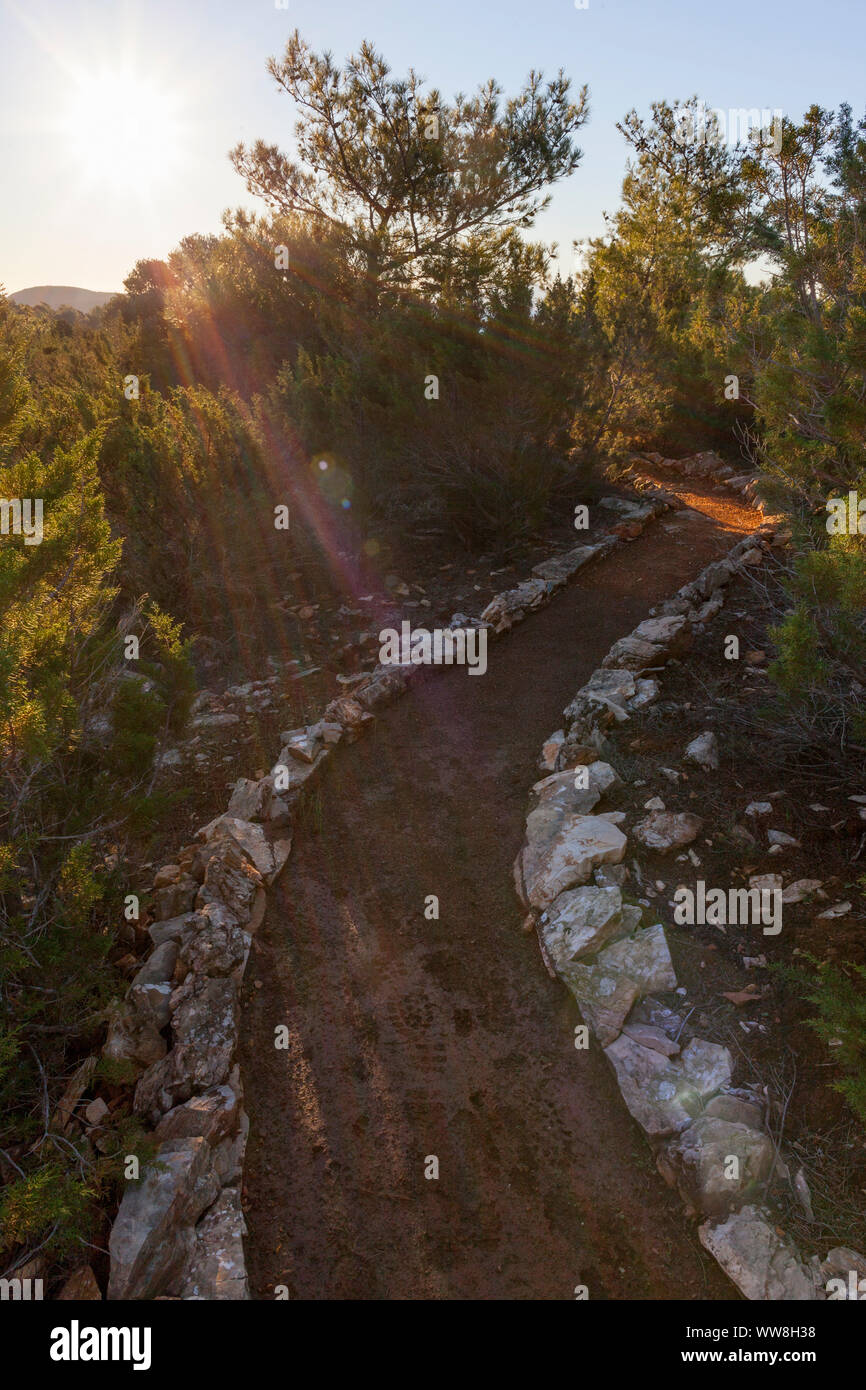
[780,954,866,1126]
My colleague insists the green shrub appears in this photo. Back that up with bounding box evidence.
[779,954,866,1125]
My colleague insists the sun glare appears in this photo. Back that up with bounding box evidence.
[63,67,184,195]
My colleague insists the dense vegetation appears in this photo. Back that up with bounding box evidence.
[1,28,864,1278]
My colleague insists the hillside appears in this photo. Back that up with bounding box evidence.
[9,284,115,312]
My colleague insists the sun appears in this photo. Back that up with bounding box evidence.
[63,66,184,195]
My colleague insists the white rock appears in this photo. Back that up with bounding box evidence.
[748,873,782,895]
[661,1117,774,1216]
[633,810,703,852]
[199,816,275,879]
[780,879,823,904]
[684,731,719,771]
[583,668,636,714]
[516,815,627,910]
[604,1034,732,1138]
[622,1022,680,1056]
[177,1187,249,1300]
[629,678,659,710]
[108,1138,220,1299]
[745,801,773,817]
[767,829,801,848]
[699,1206,815,1300]
[540,886,628,968]
[539,730,565,772]
[816,901,851,920]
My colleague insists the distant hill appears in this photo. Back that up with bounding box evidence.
[9,285,117,312]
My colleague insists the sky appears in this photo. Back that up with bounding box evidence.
[2,0,864,294]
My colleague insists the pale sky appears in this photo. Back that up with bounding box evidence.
[2,0,863,293]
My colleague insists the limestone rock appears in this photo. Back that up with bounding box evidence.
[149,912,196,948]
[322,695,375,730]
[278,727,321,762]
[598,497,653,519]
[633,810,703,852]
[195,841,263,926]
[84,1097,109,1126]
[311,719,343,747]
[605,1034,732,1138]
[622,1021,680,1056]
[130,940,178,1029]
[153,1084,240,1147]
[532,544,602,585]
[629,997,687,1043]
[192,711,240,729]
[660,1116,774,1216]
[697,558,737,597]
[821,1246,866,1286]
[480,579,549,632]
[554,731,604,770]
[177,903,249,979]
[564,925,675,1046]
[539,730,565,772]
[690,595,725,624]
[781,879,823,904]
[593,863,628,890]
[199,816,278,880]
[227,776,290,826]
[531,761,620,809]
[629,678,659,710]
[699,1205,815,1300]
[153,874,198,921]
[356,668,407,711]
[516,813,627,910]
[595,923,676,994]
[632,615,692,656]
[212,1106,249,1185]
[768,829,800,848]
[704,1093,765,1130]
[601,634,665,672]
[153,864,182,889]
[176,1187,249,1300]
[539,885,628,969]
[685,731,719,771]
[108,1137,220,1300]
[582,668,637,721]
[272,750,329,800]
[134,977,239,1122]
[600,611,693,671]
[567,968,640,1047]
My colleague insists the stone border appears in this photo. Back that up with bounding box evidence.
[513,523,861,1300]
[99,481,676,1300]
[624,448,775,519]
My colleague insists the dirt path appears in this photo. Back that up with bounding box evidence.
[239,486,756,1300]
